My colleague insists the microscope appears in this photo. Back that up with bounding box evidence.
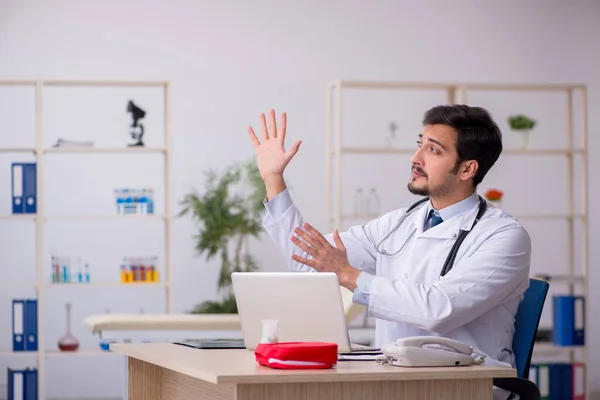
[127,100,146,147]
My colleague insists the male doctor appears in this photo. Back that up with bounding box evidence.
[247,105,531,400]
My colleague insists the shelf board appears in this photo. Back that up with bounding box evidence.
[532,342,584,354]
[332,147,585,156]
[45,214,166,221]
[0,282,166,288]
[0,350,38,356]
[0,147,36,153]
[333,80,585,92]
[335,148,414,155]
[1,349,123,357]
[0,147,167,153]
[335,80,455,90]
[0,79,169,86]
[503,148,585,155]
[0,80,37,86]
[513,214,586,220]
[0,282,37,288]
[532,274,584,284]
[42,79,169,87]
[0,215,36,220]
[44,282,164,288]
[45,349,120,358]
[0,214,169,226]
[456,82,585,91]
[43,147,166,153]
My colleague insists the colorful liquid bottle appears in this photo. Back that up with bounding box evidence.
[120,264,128,283]
[58,302,79,352]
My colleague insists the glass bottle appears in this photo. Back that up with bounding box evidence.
[114,189,124,214]
[58,302,79,351]
[260,319,279,344]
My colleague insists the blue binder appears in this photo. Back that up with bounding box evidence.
[7,368,23,400]
[548,363,573,400]
[12,300,24,351]
[12,299,38,351]
[11,163,24,214]
[553,295,585,346]
[23,368,38,400]
[11,163,36,214]
[8,367,38,400]
[24,300,38,351]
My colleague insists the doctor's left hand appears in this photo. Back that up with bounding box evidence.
[291,223,360,291]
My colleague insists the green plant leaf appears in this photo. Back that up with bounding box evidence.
[179,157,268,313]
[188,293,238,314]
[508,114,537,131]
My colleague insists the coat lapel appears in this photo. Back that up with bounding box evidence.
[411,201,430,237]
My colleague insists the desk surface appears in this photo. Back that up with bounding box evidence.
[110,342,515,385]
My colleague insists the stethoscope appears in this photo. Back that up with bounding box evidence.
[373,196,488,277]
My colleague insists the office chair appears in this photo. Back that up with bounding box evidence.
[494,278,550,400]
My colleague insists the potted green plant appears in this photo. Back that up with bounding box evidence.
[179,158,266,313]
[508,114,537,148]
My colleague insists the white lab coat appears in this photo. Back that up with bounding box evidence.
[262,190,531,400]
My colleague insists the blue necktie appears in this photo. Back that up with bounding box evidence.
[429,209,443,227]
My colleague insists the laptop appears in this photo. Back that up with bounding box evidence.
[231,271,354,353]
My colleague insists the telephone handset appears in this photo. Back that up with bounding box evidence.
[376,336,486,367]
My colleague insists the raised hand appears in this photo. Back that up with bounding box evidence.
[248,109,302,181]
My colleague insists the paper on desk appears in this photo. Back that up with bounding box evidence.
[337,354,380,361]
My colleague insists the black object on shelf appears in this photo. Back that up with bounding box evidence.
[127,100,146,147]
[534,328,552,342]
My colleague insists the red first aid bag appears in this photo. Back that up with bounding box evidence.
[254,342,338,369]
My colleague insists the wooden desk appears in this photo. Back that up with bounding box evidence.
[110,342,515,400]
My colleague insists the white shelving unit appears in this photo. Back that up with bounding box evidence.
[0,78,172,399]
[325,79,589,395]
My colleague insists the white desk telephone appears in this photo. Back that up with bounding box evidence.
[376,336,486,367]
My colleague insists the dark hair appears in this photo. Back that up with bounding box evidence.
[422,104,502,186]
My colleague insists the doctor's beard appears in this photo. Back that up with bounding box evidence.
[407,166,429,196]
[407,178,430,196]
[407,167,455,198]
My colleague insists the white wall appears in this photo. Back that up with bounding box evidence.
[0,0,599,398]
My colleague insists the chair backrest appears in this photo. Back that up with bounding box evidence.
[513,278,550,379]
